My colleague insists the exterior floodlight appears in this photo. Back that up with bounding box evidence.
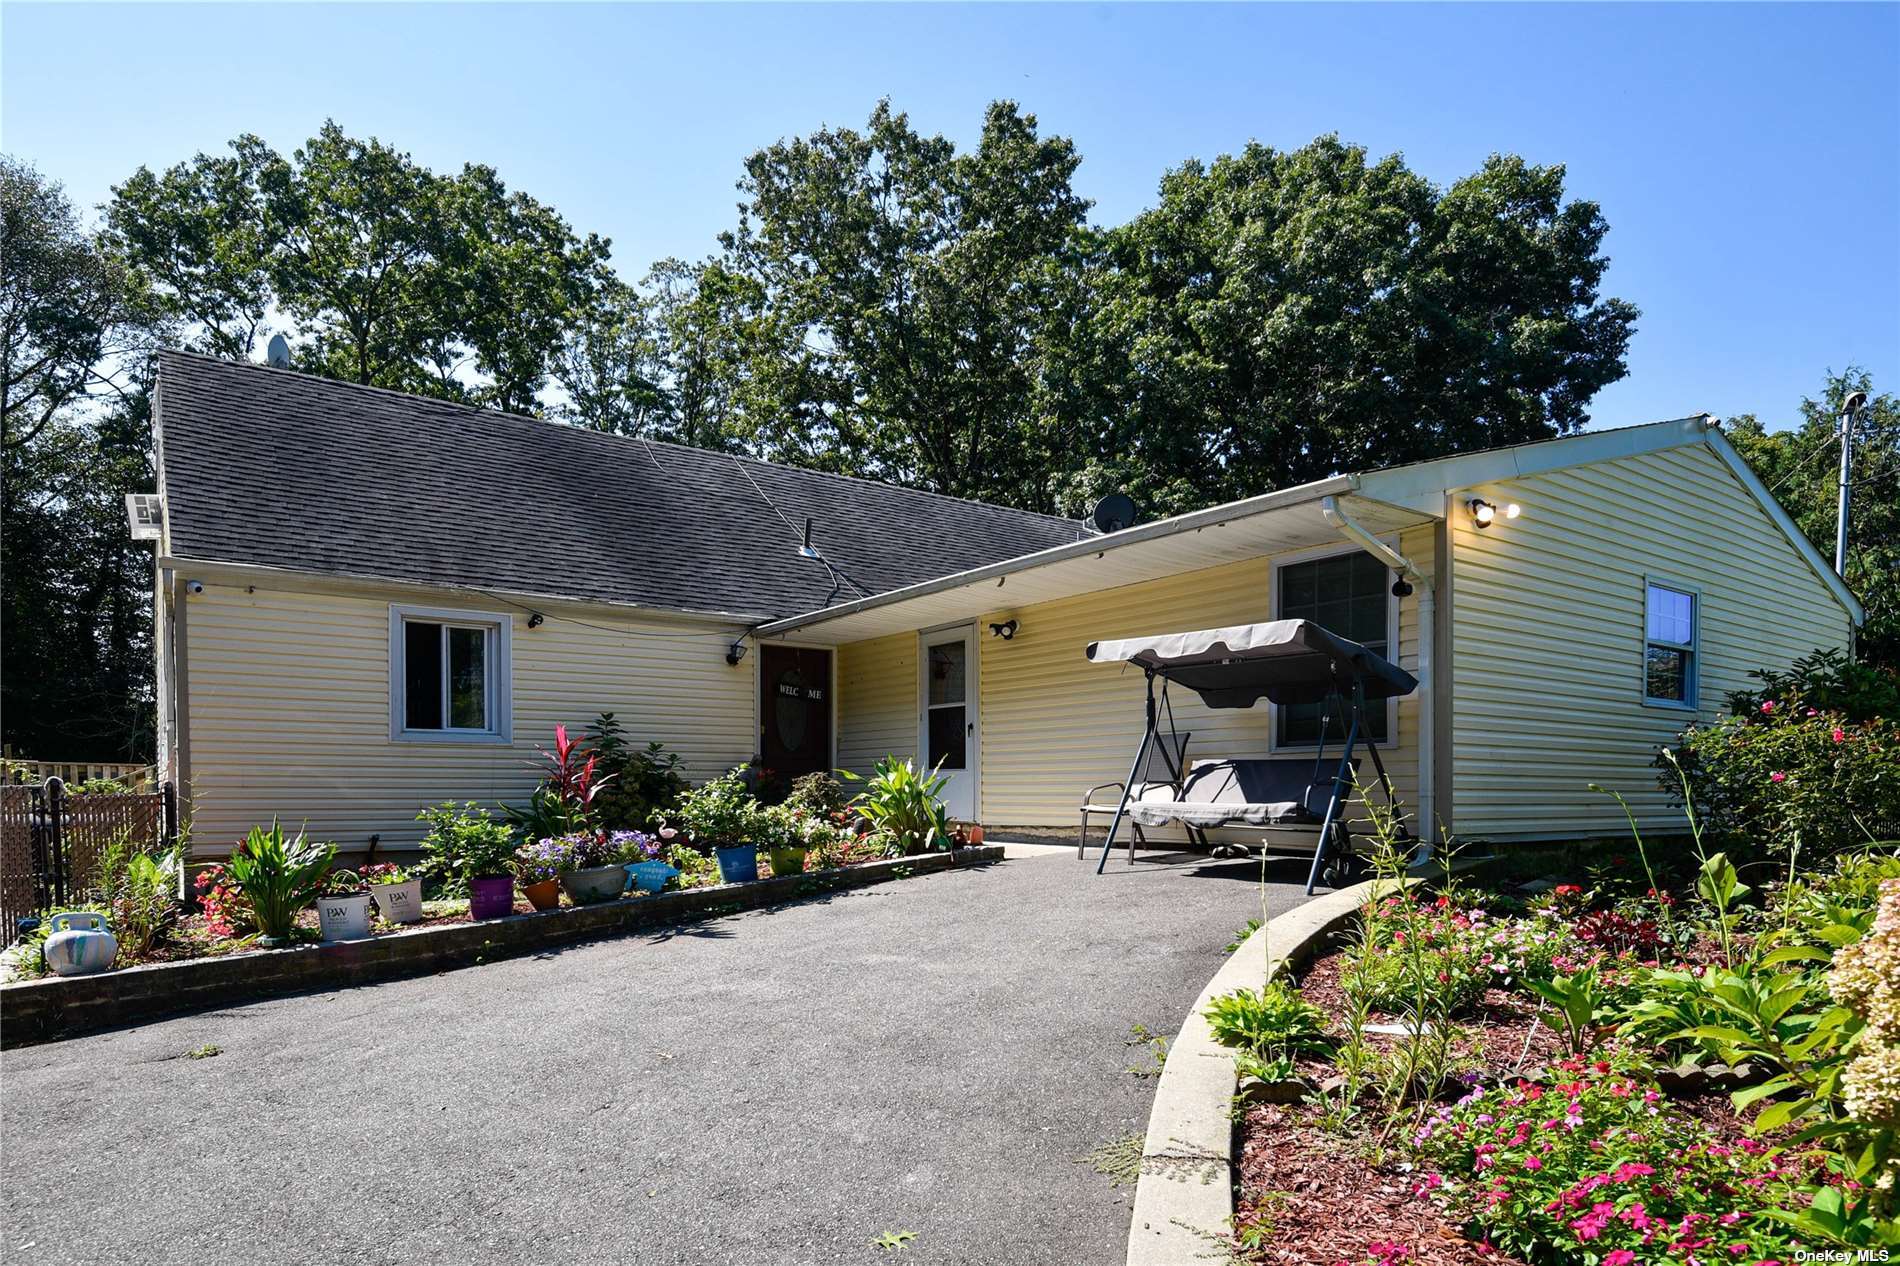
[1467,498,1497,528]
[989,619,1019,640]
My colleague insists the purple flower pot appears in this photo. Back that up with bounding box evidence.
[469,875,515,920]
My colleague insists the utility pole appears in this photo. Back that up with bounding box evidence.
[1836,390,1868,577]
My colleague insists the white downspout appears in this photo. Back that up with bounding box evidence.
[1319,495,1435,867]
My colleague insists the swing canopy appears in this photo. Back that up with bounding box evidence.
[1084,619,1417,709]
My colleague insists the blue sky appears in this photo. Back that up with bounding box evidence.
[4,2,1895,432]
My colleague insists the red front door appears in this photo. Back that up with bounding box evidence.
[759,645,833,784]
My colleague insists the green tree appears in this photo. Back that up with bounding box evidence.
[1071,137,1638,509]
[553,268,671,436]
[712,100,1092,505]
[2,159,156,760]
[1727,370,1899,668]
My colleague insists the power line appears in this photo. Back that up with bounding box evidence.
[726,453,870,601]
[1765,429,1843,498]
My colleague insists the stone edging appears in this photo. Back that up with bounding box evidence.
[1125,876,1414,1266]
[0,845,1004,1048]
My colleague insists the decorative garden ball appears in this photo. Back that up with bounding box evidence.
[42,911,119,977]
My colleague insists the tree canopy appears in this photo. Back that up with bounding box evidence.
[1726,369,1899,666]
[45,102,1897,765]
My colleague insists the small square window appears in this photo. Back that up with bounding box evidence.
[1643,583,1697,706]
[390,606,511,742]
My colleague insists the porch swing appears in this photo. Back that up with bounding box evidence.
[1081,619,1418,894]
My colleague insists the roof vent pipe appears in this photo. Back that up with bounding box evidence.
[1319,495,1435,864]
[798,517,820,560]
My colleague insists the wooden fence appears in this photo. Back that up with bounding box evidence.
[2,758,155,791]
[0,779,178,941]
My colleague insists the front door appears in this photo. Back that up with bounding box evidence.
[920,627,976,821]
[759,645,833,785]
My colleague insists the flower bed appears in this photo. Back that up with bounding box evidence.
[1221,851,1900,1265]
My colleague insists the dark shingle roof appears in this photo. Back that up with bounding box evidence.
[156,352,1088,620]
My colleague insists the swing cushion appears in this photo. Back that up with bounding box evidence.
[1126,758,1357,829]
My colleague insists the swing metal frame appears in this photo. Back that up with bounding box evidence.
[1083,620,1416,894]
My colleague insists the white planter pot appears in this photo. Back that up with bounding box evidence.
[316,892,374,941]
[369,879,424,924]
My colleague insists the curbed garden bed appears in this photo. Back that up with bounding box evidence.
[1,844,1002,1047]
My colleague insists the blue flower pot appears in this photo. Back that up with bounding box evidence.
[713,844,758,884]
[626,861,679,894]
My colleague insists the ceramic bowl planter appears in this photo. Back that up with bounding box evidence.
[766,846,808,878]
[714,843,759,884]
[369,878,424,924]
[317,892,374,941]
[626,860,679,894]
[43,911,118,976]
[521,878,562,911]
[469,875,515,920]
[559,864,627,905]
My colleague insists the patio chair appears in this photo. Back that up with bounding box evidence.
[1077,730,1191,860]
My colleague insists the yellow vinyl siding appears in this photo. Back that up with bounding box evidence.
[1449,442,1854,841]
[182,580,753,853]
[829,529,1431,833]
[835,632,918,774]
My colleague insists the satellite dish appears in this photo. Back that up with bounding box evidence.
[266,334,291,369]
[1091,492,1138,534]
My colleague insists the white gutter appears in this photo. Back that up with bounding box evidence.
[1320,495,1435,864]
[756,474,1362,639]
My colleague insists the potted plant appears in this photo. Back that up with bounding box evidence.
[417,802,519,920]
[512,839,565,911]
[665,767,763,884]
[610,830,674,894]
[316,868,374,941]
[761,806,810,879]
[553,832,626,905]
[226,820,335,947]
[360,863,424,924]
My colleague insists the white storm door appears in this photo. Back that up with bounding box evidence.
[920,626,976,821]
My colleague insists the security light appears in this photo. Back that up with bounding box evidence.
[1467,498,1497,528]
[989,619,1019,640]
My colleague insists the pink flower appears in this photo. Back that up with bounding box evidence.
[1605,1253,1637,1266]
[1524,1156,1543,1171]
[1833,728,1847,744]
[1769,771,1786,783]
[1760,700,1776,714]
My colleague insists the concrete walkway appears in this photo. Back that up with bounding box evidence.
[2,851,1315,1266]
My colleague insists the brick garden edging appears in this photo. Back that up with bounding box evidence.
[0,845,1004,1047]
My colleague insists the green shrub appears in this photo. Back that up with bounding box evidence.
[416,801,517,894]
[844,757,950,855]
[585,713,688,831]
[1728,647,1900,724]
[786,771,850,818]
[1665,705,1900,865]
[664,767,764,849]
[226,821,334,942]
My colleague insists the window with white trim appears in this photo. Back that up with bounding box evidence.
[1643,583,1697,706]
[1275,549,1393,744]
[389,606,512,742]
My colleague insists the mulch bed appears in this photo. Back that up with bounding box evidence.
[1233,942,1760,1265]
[1235,1101,1527,1266]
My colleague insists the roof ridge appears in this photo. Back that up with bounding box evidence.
[158,349,1084,533]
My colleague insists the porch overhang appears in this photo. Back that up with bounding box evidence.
[754,477,1437,645]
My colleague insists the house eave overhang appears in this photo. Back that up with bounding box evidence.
[753,474,1435,644]
[155,554,773,628]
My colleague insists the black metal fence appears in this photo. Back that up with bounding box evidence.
[0,779,178,941]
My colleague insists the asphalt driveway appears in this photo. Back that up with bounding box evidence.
[2,849,1314,1266]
